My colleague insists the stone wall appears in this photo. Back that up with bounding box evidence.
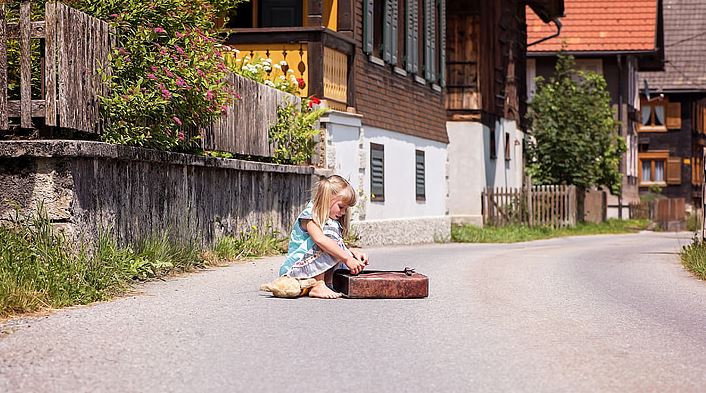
[0,140,316,247]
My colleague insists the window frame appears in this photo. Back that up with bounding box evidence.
[638,151,669,186]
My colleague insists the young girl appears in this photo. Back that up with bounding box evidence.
[279,175,368,299]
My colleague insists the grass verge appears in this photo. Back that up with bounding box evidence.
[451,219,651,243]
[0,209,285,318]
[680,237,706,280]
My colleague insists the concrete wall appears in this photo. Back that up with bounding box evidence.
[0,140,316,247]
[447,119,525,226]
[321,111,450,246]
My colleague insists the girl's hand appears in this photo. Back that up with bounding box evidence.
[354,252,369,266]
[344,256,365,275]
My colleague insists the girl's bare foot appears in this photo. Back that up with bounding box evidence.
[308,281,342,299]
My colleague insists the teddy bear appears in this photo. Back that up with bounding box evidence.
[259,276,318,298]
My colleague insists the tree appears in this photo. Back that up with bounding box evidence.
[526,53,625,196]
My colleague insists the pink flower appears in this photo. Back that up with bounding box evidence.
[217,63,227,71]
[178,132,185,141]
[197,69,205,77]
[174,45,185,55]
[235,93,242,100]
[205,90,214,101]
[154,27,166,34]
[175,77,188,88]
[173,116,183,126]
[164,69,174,78]
[147,73,157,80]
[110,13,119,18]
[220,105,229,114]
[151,66,158,72]
[176,31,185,39]
[161,89,171,99]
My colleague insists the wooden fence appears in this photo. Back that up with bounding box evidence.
[0,1,112,132]
[0,1,299,159]
[482,185,577,228]
[629,198,686,231]
[202,73,299,158]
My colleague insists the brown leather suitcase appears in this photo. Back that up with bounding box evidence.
[332,267,429,299]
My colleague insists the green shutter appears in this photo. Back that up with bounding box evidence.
[383,0,391,61]
[370,143,385,201]
[391,0,398,64]
[405,0,414,72]
[415,150,425,200]
[428,0,436,82]
[363,0,374,54]
[439,0,446,87]
[406,0,419,73]
[423,0,432,81]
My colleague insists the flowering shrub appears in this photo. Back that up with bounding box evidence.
[225,52,301,95]
[67,0,243,151]
[268,97,326,164]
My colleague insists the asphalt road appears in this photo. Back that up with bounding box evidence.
[1,231,705,392]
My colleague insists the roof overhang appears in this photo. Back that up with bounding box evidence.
[526,0,565,23]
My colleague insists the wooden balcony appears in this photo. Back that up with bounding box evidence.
[223,27,355,111]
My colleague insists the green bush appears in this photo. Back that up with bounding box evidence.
[269,98,325,164]
[681,237,706,280]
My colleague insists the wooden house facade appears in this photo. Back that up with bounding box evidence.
[527,0,665,218]
[639,0,706,209]
[224,0,564,239]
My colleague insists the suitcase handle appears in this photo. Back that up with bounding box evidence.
[403,266,415,276]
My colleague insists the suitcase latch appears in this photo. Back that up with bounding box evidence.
[403,266,415,276]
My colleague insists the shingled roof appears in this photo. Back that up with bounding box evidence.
[527,0,660,53]
[640,0,706,92]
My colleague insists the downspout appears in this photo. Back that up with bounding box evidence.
[527,17,562,47]
[617,54,623,219]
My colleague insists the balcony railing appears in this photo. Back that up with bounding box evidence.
[223,27,356,111]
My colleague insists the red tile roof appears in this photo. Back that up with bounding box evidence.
[527,0,659,53]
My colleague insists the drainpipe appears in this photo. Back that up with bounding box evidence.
[618,54,623,219]
[527,18,562,47]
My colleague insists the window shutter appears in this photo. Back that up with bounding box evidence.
[666,102,681,130]
[423,0,432,81]
[370,143,385,201]
[428,0,436,81]
[667,157,682,185]
[438,0,446,87]
[405,0,414,72]
[363,0,374,54]
[405,0,418,74]
[383,0,393,62]
[415,150,425,200]
[391,0,398,64]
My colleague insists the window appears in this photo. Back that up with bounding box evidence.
[370,143,385,201]
[504,132,511,161]
[639,97,682,132]
[415,150,425,200]
[639,151,682,186]
[640,98,667,131]
[489,128,496,159]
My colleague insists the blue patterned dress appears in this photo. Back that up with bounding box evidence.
[279,202,350,278]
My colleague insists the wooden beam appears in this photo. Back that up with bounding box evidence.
[19,0,31,128]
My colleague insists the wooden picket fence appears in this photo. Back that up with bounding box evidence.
[0,1,298,159]
[0,1,113,132]
[482,184,577,228]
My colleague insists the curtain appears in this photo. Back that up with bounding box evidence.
[655,105,665,126]
[642,160,651,182]
[654,160,665,182]
[641,106,651,125]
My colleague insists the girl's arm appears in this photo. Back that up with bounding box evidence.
[304,219,365,274]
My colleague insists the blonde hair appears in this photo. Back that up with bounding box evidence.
[311,175,357,236]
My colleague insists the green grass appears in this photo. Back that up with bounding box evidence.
[212,225,287,261]
[0,209,285,318]
[680,237,706,280]
[451,219,651,243]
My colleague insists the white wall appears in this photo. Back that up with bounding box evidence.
[446,119,525,225]
[363,126,448,220]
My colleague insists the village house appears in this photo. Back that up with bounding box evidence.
[445,0,564,227]
[526,0,665,218]
[638,0,706,210]
[224,0,565,239]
